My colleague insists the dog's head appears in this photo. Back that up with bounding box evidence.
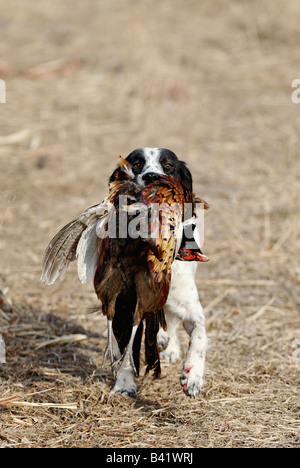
[109,147,193,191]
[108,147,209,261]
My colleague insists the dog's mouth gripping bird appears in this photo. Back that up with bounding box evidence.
[41,156,209,386]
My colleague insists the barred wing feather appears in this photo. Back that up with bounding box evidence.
[41,201,109,285]
[76,222,99,284]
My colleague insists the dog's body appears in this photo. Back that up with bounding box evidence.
[110,148,208,397]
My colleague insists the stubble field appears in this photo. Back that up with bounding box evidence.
[0,0,299,448]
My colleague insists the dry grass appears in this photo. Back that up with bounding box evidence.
[0,0,300,448]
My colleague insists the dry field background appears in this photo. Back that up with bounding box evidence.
[0,0,300,448]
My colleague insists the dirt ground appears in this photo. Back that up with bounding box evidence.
[0,0,300,448]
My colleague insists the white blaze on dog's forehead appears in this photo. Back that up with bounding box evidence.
[141,147,160,157]
[140,147,163,173]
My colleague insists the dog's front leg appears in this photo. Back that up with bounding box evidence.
[161,261,208,397]
[180,315,208,398]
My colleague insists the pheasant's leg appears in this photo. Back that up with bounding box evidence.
[101,319,114,369]
[115,324,139,376]
[116,302,141,376]
[101,295,119,371]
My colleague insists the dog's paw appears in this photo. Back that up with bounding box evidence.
[159,338,181,363]
[180,363,205,398]
[110,370,137,397]
[157,328,170,351]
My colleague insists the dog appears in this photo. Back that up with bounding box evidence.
[109,148,208,397]
[41,147,209,398]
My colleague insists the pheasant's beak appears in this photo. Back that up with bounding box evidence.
[179,247,210,262]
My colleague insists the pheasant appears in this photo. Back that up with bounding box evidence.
[41,156,209,381]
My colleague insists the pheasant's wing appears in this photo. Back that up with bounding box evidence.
[41,200,111,285]
[77,179,131,284]
[76,219,101,284]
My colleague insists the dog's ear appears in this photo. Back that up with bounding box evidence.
[178,161,193,191]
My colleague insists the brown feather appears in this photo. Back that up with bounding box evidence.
[145,310,161,378]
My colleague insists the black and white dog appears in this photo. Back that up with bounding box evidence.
[41,146,208,398]
[109,148,208,398]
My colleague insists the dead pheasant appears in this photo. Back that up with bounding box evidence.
[41,156,209,381]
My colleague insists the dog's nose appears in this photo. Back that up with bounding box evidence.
[142,172,160,185]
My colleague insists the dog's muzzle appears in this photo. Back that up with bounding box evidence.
[141,172,162,185]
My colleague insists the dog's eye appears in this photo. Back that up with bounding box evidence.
[133,162,142,169]
[164,163,173,169]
